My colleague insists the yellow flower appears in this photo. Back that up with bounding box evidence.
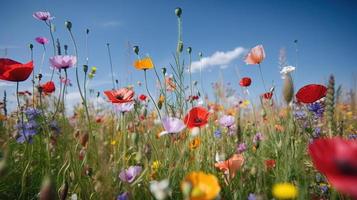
[272,183,298,199]
[239,100,250,109]
[91,66,97,73]
[189,137,201,150]
[181,171,221,200]
[111,140,117,145]
[151,160,161,171]
[133,57,154,70]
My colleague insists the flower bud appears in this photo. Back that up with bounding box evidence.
[133,45,139,55]
[175,7,182,17]
[39,176,56,200]
[83,65,88,73]
[198,52,203,57]
[161,67,166,75]
[59,180,69,200]
[65,21,72,30]
[177,41,183,53]
[187,47,192,54]
[86,28,90,34]
[29,43,34,49]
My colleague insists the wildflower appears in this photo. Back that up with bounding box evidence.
[133,57,154,70]
[119,166,142,183]
[139,94,147,101]
[265,159,276,170]
[49,55,77,69]
[215,152,226,162]
[261,91,273,100]
[39,81,55,94]
[239,100,250,109]
[274,124,284,132]
[115,102,134,113]
[104,88,134,104]
[0,58,34,82]
[213,129,222,138]
[247,193,257,200]
[237,143,247,153]
[245,45,265,65]
[215,154,244,179]
[151,160,161,171]
[33,11,53,21]
[295,84,327,104]
[308,137,357,198]
[60,77,72,86]
[159,117,186,137]
[117,192,129,200]
[165,75,176,92]
[219,115,235,128]
[35,37,49,45]
[307,102,324,118]
[272,183,298,199]
[181,171,220,200]
[150,179,172,200]
[111,140,117,145]
[189,137,201,150]
[253,133,263,144]
[184,107,209,129]
[239,77,252,87]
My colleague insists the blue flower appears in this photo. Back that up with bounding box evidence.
[214,129,222,138]
[117,192,129,200]
[247,193,256,200]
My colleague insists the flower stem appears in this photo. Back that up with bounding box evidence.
[258,63,267,92]
[144,69,161,120]
[106,43,116,90]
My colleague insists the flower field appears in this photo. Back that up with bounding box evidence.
[0,5,356,200]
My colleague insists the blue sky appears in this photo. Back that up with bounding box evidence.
[1,0,356,112]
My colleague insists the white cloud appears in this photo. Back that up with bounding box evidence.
[0,82,15,87]
[101,20,121,28]
[190,47,246,73]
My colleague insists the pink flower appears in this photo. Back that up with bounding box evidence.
[245,45,266,65]
[60,77,71,86]
[49,55,77,69]
[33,11,53,21]
[35,37,49,45]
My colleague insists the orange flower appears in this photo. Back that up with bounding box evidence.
[275,124,284,132]
[133,57,154,70]
[265,159,276,170]
[245,45,265,65]
[165,75,176,91]
[104,88,134,104]
[214,154,244,179]
[181,171,221,200]
[189,137,201,150]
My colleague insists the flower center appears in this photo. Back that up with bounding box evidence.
[116,94,124,100]
[194,118,202,124]
[336,160,357,176]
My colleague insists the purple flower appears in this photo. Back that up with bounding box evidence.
[117,192,129,200]
[33,11,53,21]
[115,102,134,113]
[307,102,324,118]
[348,134,357,140]
[214,129,222,138]
[159,117,185,136]
[49,55,77,69]
[25,108,41,119]
[237,143,247,153]
[219,115,235,128]
[253,132,263,144]
[35,37,49,45]
[119,166,142,183]
[247,193,256,200]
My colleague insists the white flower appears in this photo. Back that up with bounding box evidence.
[190,127,200,137]
[150,179,172,200]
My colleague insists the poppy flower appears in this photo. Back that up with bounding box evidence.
[239,77,252,87]
[35,37,49,45]
[40,81,55,94]
[184,107,209,129]
[262,92,273,100]
[296,84,327,104]
[33,11,53,21]
[49,55,77,69]
[133,57,154,70]
[119,166,142,183]
[215,154,244,179]
[104,88,134,104]
[159,117,186,137]
[308,137,357,198]
[265,159,276,170]
[181,171,221,200]
[0,58,34,82]
[139,94,147,101]
[245,45,265,65]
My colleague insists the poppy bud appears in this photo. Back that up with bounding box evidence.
[177,41,183,53]
[64,45,68,52]
[29,43,34,49]
[86,28,90,34]
[175,7,182,17]
[162,67,166,75]
[83,65,88,73]
[282,73,294,105]
[39,176,56,200]
[59,180,69,200]
[65,21,72,30]
[198,52,203,57]
[187,47,192,54]
[133,46,139,55]
[80,132,89,147]
[38,73,43,80]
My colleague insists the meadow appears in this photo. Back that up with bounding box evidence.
[0,7,356,200]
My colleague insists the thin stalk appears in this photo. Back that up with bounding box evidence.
[30,46,34,108]
[144,69,161,120]
[16,82,27,141]
[106,43,116,90]
[258,63,267,92]
[188,51,193,108]
[45,21,57,81]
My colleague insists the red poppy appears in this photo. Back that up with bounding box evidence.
[296,84,327,104]
[262,92,273,100]
[139,94,147,101]
[239,77,252,87]
[265,159,276,170]
[104,88,134,104]
[309,137,357,198]
[0,58,34,82]
[184,106,210,129]
[40,81,55,94]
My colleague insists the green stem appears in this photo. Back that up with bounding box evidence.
[144,69,161,120]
